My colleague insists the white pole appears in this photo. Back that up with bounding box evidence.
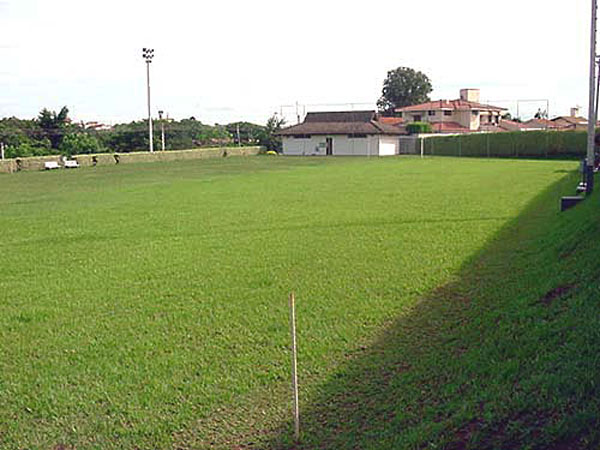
[288,292,300,442]
[420,136,424,158]
[587,0,597,192]
[159,110,165,151]
[0,142,4,160]
[147,61,154,153]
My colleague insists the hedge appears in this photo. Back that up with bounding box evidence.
[423,130,587,159]
[406,122,433,135]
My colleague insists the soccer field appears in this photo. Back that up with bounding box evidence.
[1,156,592,449]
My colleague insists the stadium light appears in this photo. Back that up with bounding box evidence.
[142,48,155,153]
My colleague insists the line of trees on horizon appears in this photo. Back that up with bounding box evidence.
[0,108,285,159]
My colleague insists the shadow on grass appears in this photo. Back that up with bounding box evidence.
[264,171,600,450]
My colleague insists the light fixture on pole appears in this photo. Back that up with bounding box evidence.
[142,47,155,153]
[158,110,166,151]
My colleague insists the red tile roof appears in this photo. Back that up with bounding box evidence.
[522,119,560,130]
[430,121,470,133]
[378,117,404,126]
[397,99,506,113]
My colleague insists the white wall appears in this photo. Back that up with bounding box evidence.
[378,136,398,156]
[282,136,324,156]
[282,135,398,156]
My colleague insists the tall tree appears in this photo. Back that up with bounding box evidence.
[377,67,432,114]
[259,114,286,152]
[37,106,70,149]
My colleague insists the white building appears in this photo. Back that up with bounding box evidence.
[277,111,403,156]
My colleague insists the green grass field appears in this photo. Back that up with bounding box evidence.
[1,156,599,449]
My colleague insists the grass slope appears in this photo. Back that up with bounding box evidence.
[0,156,596,449]
[267,167,600,449]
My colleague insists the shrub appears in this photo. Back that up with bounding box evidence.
[406,122,433,135]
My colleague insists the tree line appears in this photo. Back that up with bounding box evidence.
[0,107,285,159]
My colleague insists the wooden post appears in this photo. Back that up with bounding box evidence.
[288,292,300,441]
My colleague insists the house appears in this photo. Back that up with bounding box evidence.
[551,115,589,131]
[277,111,403,156]
[395,89,507,133]
[522,108,594,131]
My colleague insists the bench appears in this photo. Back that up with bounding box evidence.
[64,159,79,169]
[44,161,60,170]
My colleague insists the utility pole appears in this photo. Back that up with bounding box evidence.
[586,0,597,194]
[158,110,166,151]
[142,48,155,153]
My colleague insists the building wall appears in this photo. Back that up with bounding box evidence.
[379,136,398,156]
[282,135,398,156]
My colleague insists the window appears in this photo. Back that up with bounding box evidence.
[413,115,422,122]
[471,110,479,116]
[348,134,367,139]
[293,134,311,139]
[397,112,403,118]
[444,110,452,116]
[428,110,436,116]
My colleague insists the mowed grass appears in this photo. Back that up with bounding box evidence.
[0,156,593,449]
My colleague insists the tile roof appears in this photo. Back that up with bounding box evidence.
[522,119,560,130]
[378,117,404,126]
[277,110,404,136]
[304,111,376,123]
[497,119,528,131]
[277,120,404,136]
[429,121,471,133]
[397,99,506,113]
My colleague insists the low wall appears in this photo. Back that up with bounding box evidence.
[0,155,63,173]
[0,146,262,173]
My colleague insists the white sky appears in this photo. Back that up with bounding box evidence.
[0,0,593,125]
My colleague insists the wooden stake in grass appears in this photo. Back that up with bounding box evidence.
[288,292,300,441]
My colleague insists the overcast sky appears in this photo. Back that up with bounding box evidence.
[0,0,593,125]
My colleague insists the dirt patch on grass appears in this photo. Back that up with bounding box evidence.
[540,284,575,306]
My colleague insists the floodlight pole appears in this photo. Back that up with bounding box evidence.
[143,48,155,153]
[586,0,597,194]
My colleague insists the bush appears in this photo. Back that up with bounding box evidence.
[406,122,433,135]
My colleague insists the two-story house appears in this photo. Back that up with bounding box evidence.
[395,89,507,133]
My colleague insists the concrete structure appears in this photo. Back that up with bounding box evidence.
[277,111,403,156]
[395,89,507,133]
